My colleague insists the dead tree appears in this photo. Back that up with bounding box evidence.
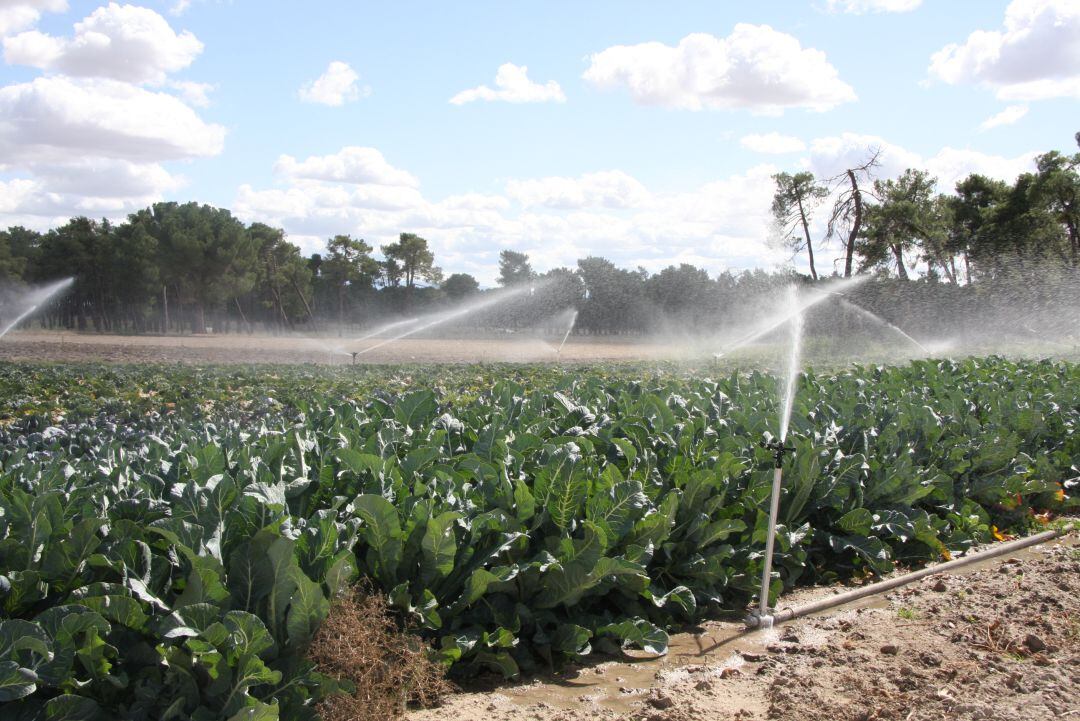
[826,149,881,277]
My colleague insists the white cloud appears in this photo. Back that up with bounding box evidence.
[924,147,1036,191]
[450,63,566,105]
[0,73,220,227]
[274,147,419,187]
[170,0,191,15]
[4,3,203,85]
[0,1,66,37]
[506,171,650,209]
[929,0,1080,101]
[740,132,807,154]
[169,79,214,106]
[0,76,225,164]
[234,146,787,285]
[0,158,185,228]
[807,131,1036,192]
[31,158,183,197]
[979,104,1029,130]
[298,61,367,106]
[825,0,922,14]
[583,26,856,114]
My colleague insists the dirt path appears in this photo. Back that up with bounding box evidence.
[0,331,679,365]
[410,534,1079,721]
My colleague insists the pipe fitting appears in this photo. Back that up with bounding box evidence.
[746,613,775,630]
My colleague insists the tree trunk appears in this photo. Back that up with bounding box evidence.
[844,169,862,278]
[891,244,909,280]
[337,284,345,336]
[233,297,250,333]
[193,303,206,334]
[1067,218,1079,267]
[290,277,318,330]
[796,196,818,280]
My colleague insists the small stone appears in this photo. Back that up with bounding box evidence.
[740,651,766,662]
[694,680,712,691]
[1025,634,1047,652]
[647,693,675,710]
[880,644,899,655]
[932,579,947,592]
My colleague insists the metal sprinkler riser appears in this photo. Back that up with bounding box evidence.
[752,436,795,627]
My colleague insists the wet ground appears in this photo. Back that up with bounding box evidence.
[0,331,677,365]
[409,533,1080,721]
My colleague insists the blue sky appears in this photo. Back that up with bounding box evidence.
[1,0,1078,284]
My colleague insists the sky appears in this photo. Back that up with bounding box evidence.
[0,0,1078,285]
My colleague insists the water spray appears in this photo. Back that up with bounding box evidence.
[556,309,578,360]
[714,276,868,359]
[748,285,804,629]
[836,296,930,355]
[354,284,536,358]
[0,277,74,340]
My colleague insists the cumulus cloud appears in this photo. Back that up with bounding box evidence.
[979,104,1029,130]
[929,0,1080,100]
[505,171,649,209]
[583,26,856,114]
[807,131,1036,192]
[0,3,222,228]
[825,0,922,13]
[0,158,185,228]
[0,76,225,163]
[169,79,213,106]
[740,132,807,154]
[299,61,368,106]
[0,74,222,226]
[274,147,419,188]
[450,63,566,105]
[0,0,66,37]
[4,3,203,85]
[234,145,789,285]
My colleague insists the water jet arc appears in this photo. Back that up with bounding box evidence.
[836,296,930,355]
[0,278,74,339]
[556,309,578,357]
[354,285,533,358]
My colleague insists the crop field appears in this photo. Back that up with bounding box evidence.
[0,358,1077,720]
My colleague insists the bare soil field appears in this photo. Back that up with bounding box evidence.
[409,534,1080,721]
[0,331,676,365]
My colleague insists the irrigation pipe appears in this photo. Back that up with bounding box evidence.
[747,525,1073,629]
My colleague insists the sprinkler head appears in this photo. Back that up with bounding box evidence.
[760,438,795,469]
[350,351,358,365]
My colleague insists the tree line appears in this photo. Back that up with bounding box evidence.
[0,134,1076,338]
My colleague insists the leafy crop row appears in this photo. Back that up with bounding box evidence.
[0,358,1076,720]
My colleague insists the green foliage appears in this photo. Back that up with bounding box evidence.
[0,357,1076,718]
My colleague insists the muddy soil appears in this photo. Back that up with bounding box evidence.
[409,535,1080,721]
[0,331,677,365]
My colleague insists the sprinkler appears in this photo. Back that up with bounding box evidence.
[760,438,795,469]
[748,437,796,629]
[350,351,358,365]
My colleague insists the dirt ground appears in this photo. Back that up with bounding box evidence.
[409,534,1080,721]
[0,331,679,365]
